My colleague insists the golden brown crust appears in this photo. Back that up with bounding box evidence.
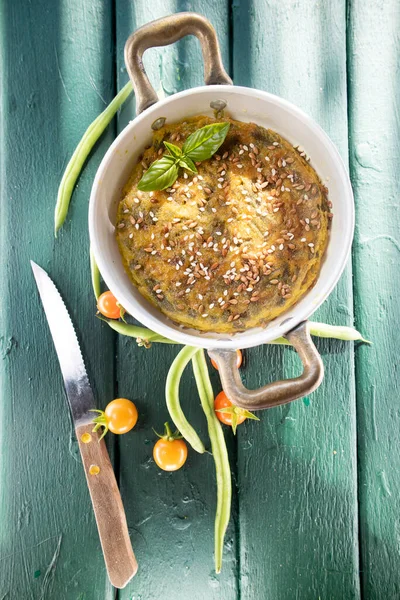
[116,116,331,333]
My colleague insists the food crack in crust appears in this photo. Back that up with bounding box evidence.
[116,116,331,333]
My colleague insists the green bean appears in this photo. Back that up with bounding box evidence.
[90,247,101,300]
[308,321,370,343]
[165,346,205,454]
[55,81,133,235]
[103,315,369,347]
[100,317,175,344]
[268,322,370,345]
[192,349,231,574]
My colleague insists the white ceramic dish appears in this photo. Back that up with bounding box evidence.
[89,13,354,410]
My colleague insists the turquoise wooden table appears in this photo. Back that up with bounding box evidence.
[1,1,399,598]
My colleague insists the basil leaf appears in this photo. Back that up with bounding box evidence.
[163,141,182,159]
[138,156,179,191]
[179,156,198,174]
[182,122,230,162]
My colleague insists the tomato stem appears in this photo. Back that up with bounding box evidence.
[89,409,108,441]
[164,421,173,439]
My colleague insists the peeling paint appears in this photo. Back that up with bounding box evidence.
[39,534,62,600]
[0,336,17,359]
[378,471,392,498]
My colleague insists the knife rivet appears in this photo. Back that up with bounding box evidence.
[81,433,92,444]
[89,464,100,475]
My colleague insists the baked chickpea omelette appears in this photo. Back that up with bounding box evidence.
[116,116,331,334]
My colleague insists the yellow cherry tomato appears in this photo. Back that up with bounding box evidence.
[214,391,246,427]
[91,398,138,439]
[153,437,188,471]
[105,398,138,434]
[97,291,121,320]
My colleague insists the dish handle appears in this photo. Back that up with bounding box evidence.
[208,321,324,410]
[124,12,233,115]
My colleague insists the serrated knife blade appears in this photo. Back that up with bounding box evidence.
[30,260,94,424]
[30,260,138,588]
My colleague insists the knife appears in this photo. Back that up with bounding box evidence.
[30,260,138,588]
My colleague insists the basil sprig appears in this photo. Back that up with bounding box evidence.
[138,122,230,192]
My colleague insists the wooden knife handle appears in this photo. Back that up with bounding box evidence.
[76,422,138,588]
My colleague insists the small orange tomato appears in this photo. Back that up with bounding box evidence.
[153,422,188,471]
[91,398,138,440]
[104,398,138,434]
[214,391,246,427]
[153,438,188,471]
[97,291,121,320]
[211,349,243,371]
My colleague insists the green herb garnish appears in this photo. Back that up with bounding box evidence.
[138,122,230,192]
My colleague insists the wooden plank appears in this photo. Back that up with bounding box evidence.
[114,2,239,597]
[233,1,360,598]
[0,0,116,597]
[347,1,400,597]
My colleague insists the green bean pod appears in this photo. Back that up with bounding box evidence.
[100,317,175,344]
[55,81,133,235]
[308,321,370,343]
[165,346,205,454]
[90,247,101,300]
[268,322,370,345]
[192,349,231,574]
